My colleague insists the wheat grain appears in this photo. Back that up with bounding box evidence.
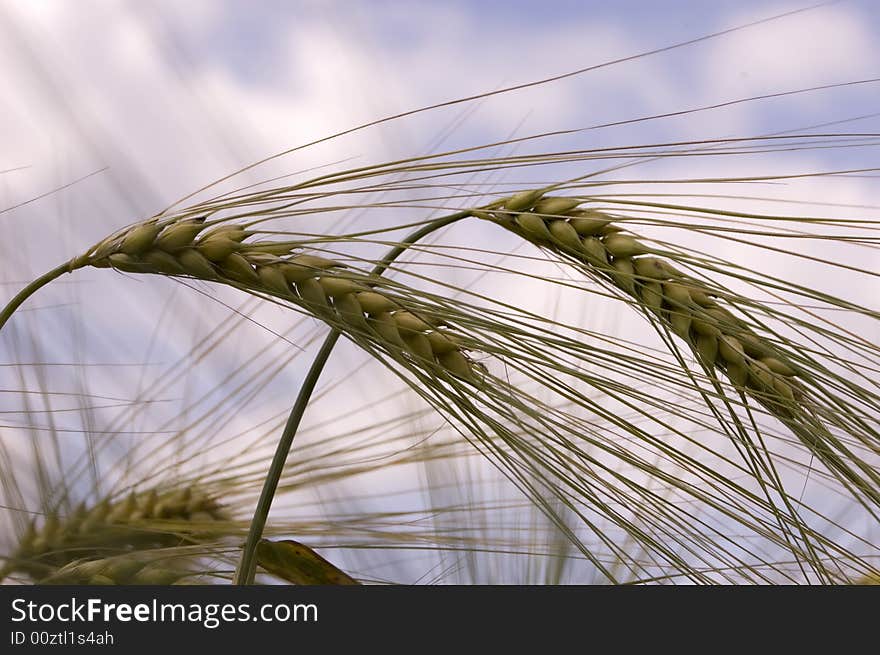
[75,219,479,381]
[2,487,227,582]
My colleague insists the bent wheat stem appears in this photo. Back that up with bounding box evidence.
[0,262,71,331]
[233,333,339,585]
[234,211,467,584]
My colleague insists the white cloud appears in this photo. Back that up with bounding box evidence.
[705,3,878,96]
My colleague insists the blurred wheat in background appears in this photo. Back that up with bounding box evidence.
[1,0,879,585]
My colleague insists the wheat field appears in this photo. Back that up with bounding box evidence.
[1,1,879,585]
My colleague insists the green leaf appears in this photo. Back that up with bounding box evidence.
[256,539,360,585]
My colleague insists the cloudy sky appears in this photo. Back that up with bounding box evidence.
[1,1,878,581]
[3,0,875,391]
[3,0,878,207]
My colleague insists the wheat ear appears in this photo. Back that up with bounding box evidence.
[1,486,226,582]
[69,219,478,380]
[41,553,204,585]
[474,192,799,403]
[472,191,880,503]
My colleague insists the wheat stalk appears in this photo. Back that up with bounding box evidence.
[1,486,227,582]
